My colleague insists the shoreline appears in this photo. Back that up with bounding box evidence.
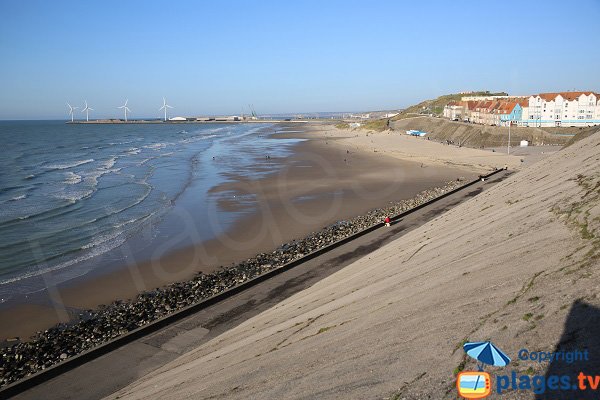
[0,124,473,340]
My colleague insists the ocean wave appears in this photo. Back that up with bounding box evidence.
[45,159,94,171]
[0,211,156,287]
[0,230,129,286]
[81,165,121,188]
[53,188,95,202]
[138,157,156,166]
[144,143,167,150]
[100,157,117,170]
[10,194,27,201]
[0,185,26,194]
[125,147,141,155]
[63,172,82,185]
[0,199,77,226]
[178,134,217,144]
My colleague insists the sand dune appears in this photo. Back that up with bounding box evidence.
[107,132,599,400]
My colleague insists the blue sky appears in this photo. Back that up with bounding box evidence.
[1,0,599,120]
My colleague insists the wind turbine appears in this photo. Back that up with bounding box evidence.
[67,102,78,122]
[81,100,93,122]
[159,97,173,122]
[118,99,131,122]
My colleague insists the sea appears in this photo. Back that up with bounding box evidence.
[0,121,303,303]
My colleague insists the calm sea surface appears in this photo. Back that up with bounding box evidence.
[0,121,303,302]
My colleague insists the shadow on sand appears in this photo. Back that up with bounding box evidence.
[536,300,600,399]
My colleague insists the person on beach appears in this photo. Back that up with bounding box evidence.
[384,216,391,227]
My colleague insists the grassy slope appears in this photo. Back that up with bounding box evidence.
[359,91,508,131]
[393,91,508,120]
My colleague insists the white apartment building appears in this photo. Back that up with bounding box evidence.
[520,92,600,127]
[442,101,463,120]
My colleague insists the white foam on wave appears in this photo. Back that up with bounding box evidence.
[63,172,82,185]
[144,143,167,150]
[100,157,117,170]
[125,147,141,155]
[53,188,95,202]
[138,157,155,166]
[0,212,155,287]
[10,194,27,201]
[83,167,119,188]
[178,134,217,145]
[0,228,129,286]
[46,159,94,170]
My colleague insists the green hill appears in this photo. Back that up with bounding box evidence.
[393,91,509,120]
[356,92,509,132]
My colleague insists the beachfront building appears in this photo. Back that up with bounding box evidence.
[498,102,523,126]
[520,92,600,127]
[442,101,463,120]
[444,91,599,127]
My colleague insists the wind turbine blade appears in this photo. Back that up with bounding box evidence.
[159,105,165,111]
[166,105,173,108]
[125,99,128,106]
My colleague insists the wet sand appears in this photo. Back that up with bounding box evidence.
[0,125,473,340]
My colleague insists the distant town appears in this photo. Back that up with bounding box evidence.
[443,91,600,127]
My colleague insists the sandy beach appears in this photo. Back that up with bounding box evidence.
[105,129,600,400]
[300,123,524,172]
[0,123,475,341]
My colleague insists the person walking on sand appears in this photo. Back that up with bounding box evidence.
[384,216,391,227]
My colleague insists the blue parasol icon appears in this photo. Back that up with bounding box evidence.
[463,341,511,369]
[462,341,511,396]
